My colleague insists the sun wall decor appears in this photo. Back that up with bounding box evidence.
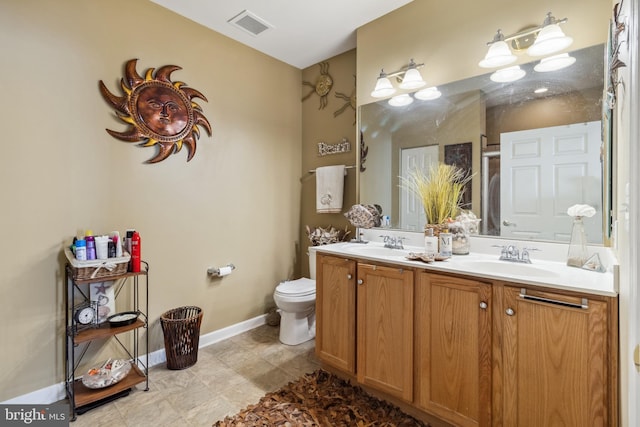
[99,59,212,163]
[302,61,333,109]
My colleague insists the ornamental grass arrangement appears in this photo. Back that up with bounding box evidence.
[400,162,473,227]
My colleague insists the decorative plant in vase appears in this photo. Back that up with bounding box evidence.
[400,162,474,238]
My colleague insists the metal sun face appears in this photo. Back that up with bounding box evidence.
[99,59,212,163]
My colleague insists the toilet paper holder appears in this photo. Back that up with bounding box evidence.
[207,263,236,276]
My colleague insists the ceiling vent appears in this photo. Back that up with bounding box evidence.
[228,10,273,37]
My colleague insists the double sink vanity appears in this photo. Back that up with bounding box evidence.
[311,234,618,427]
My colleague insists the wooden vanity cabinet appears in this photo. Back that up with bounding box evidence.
[315,254,356,374]
[357,263,414,402]
[415,272,493,427]
[501,285,615,427]
[315,252,618,427]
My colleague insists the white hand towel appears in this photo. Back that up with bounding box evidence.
[316,165,346,213]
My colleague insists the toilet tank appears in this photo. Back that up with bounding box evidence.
[308,248,317,280]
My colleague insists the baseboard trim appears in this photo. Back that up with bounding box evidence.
[2,314,267,405]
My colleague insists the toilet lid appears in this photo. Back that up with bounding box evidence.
[276,278,316,296]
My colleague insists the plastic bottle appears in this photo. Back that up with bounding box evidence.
[131,231,141,272]
[112,231,123,257]
[75,239,87,261]
[439,228,453,257]
[424,228,438,258]
[85,230,96,260]
[125,229,134,255]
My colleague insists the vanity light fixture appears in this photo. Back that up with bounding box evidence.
[479,12,572,68]
[371,59,426,98]
[490,65,526,83]
[533,52,576,72]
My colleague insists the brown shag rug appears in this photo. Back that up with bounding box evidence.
[213,369,428,426]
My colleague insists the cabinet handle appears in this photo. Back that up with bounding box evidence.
[479,301,488,310]
[519,288,589,309]
[347,274,352,280]
[505,308,515,316]
[357,279,363,285]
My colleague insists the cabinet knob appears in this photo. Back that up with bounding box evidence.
[347,274,352,280]
[357,279,363,285]
[479,301,488,310]
[505,308,515,316]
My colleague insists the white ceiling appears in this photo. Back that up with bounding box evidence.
[149,0,414,69]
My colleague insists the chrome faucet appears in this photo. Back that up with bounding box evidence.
[380,235,405,249]
[494,244,537,263]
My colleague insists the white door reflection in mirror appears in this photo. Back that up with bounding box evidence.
[500,121,602,243]
[400,145,439,231]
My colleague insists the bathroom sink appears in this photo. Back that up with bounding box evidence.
[458,260,558,278]
[342,244,411,258]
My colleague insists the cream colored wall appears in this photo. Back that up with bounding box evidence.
[0,0,301,401]
[300,51,357,278]
[357,0,610,107]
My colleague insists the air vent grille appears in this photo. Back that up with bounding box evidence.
[228,10,273,37]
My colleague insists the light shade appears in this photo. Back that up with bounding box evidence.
[479,41,517,68]
[388,94,414,107]
[399,67,426,90]
[490,66,526,83]
[527,24,573,56]
[371,72,396,98]
[414,86,442,101]
[534,53,576,72]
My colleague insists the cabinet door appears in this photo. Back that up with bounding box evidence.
[357,263,413,402]
[503,286,609,427]
[415,273,492,427]
[315,254,356,374]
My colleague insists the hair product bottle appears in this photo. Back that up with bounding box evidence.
[131,231,141,272]
[85,230,96,260]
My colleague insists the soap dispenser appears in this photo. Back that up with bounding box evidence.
[424,228,438,258]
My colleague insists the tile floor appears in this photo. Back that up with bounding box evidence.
[69,324,320,426]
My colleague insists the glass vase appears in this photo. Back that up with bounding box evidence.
[566,216,588,267]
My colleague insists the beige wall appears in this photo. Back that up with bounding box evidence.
[300,51,357,277]
[0,0,301,401]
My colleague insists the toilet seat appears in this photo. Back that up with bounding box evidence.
[275,278,316,297]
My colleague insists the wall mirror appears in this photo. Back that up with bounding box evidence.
[359,43,609,244]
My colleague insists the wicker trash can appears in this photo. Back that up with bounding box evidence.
[160,306,203,370]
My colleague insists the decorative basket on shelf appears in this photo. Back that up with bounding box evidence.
[64,247,130,280]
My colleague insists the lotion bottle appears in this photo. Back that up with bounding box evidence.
[439,228,453,257]
[424,228,438,258]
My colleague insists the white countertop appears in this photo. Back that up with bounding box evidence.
[311,240,618,297]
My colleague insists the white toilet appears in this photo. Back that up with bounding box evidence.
[273,252,316,345]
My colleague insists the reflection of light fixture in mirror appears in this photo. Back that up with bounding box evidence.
[479,30,517,68]
[534,87,548,94]
[371,59,425,98]
[534,53,576,72]
[490,66,526,83]
[388,94,414,107]
[480,12,572,67]
[415,86,442,100]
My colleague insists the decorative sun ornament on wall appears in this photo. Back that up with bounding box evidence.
[99,59,212,163]
[302,61,333,109]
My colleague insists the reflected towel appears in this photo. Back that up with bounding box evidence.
[316,165,346,213]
